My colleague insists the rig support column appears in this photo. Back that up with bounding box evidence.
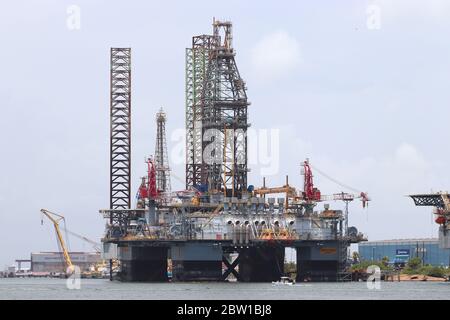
[171,242,223,281]
[110,47,132,281]
[296,241,344,282]
[238,247,284,282]
[118,246,168,282]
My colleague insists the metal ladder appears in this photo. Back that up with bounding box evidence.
[337,239,352,282]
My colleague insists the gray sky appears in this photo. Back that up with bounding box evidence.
[1,0,449,267]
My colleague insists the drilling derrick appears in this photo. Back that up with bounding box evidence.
[185,35,216,190]
[155,108,171,198]
[204,20,249,198]
[185,20,249,198]
[110,48,131,210]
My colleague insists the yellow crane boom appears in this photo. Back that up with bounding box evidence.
[40,209,74,273]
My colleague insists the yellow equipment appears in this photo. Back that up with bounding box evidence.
[253,186,297,197]
[40,209,75,274]
[191,195,200,206]
[259,228,293,240]
[260,229,275,240]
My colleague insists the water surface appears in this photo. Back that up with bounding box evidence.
[0,278,448,300]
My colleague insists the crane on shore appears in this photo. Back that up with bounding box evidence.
[40,209,75,274]
[40,209,108,277]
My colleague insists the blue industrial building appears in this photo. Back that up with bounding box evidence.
[358,239,450,266]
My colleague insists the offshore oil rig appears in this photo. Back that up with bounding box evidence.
[101,20,369,282]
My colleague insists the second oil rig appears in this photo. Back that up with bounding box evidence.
[101,20,369,282]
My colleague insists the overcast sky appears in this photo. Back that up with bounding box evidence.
[1,0,450,267]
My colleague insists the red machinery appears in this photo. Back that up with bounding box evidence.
[436,215,446,225]
[434,209,447,225]
[137,157,158,201]
[138,177,148,199]
[147,157,158,199]
[302,159,369,208]
[302,159,321,201]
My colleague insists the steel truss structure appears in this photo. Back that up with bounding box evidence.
[410,194,446,208]
[155,108,171,195]
[186,35,216,190]
[110,48,131,210]
[185,21,249,198]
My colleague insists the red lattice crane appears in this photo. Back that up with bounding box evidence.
[302,159,321,201]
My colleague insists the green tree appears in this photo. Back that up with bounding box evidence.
[419,265,446,278]
[402,257,422,274]
[351,260,393,272]
[407,257,422,270]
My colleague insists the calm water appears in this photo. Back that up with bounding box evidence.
[0,278,448,300]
